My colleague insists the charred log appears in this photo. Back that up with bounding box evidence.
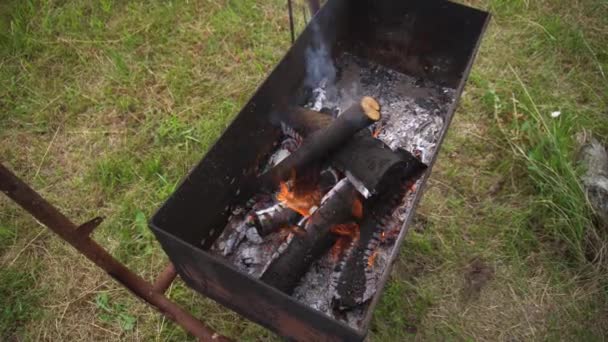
[319,167,341,192]
[249,203,302,237]
[334,133,426,197]
[262,97,381,188]
[281,107,427,196]
[261,179,358,294]
[332,179,411,310]
[282,106,334,137]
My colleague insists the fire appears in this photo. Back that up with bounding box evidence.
[372,125,382,138]
[367,249,378,268]
[330,223,360,262]
[276,180,321,217]
[331,223,359,238]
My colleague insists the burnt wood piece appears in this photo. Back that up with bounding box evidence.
[261,179,358,294]
[282,106,335,137]
[319,167,341,192]
[281,108,427,196]
[332,180,410,310]
[262,97,380,188]
[334,133,426,196]
[250,203,302,237]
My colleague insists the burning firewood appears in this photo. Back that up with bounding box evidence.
[331,181,410,310]
[249,203,302,237]
[280,104,427,197]
[261,179,359,294]
[262,97,381,188]
[281,106,335,137]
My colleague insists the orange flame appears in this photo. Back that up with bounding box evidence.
[276,181,321,217]
[331,223,359,238]
[330,223,360,262]
[330,237,352,262]
[372,125,382,138]
[368,250,378,268]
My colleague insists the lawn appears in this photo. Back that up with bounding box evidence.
[1,0,607,340]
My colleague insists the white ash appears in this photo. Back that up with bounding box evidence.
[265,136,300,173]
[293,252,336,313]
[245,227,264,244]
[260,233,295,275]
[320,178,350,205]
[211,205,296,276]
[345,170,372,199]
[241,247,262,266]
[310,79,330,111]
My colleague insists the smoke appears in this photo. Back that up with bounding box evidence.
[304,22,336,88]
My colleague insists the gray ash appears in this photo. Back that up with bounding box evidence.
[210,52,455,329]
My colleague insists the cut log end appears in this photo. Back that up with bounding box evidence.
[360,96,381,121]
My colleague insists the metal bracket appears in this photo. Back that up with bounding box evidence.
[77,216,104,238]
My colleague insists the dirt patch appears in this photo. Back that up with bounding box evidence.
[462,257,494,302]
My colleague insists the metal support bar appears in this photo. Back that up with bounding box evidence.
[0,164,230,342]
[77,216,104,237]
[153,263,178,294]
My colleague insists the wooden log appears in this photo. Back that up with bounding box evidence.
[281,106,334,137]
[334,133,426,196]
[332,180,410,310]
[249,203,302,237]
[260,179,358,294]
[262,97,380,188]
[281,107,427,196]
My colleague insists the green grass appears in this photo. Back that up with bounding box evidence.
[1,0,607,340]
[0,266,45,339]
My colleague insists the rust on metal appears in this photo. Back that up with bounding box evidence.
[0,164,230,342]
[77,216,104,237]
[152,263,178,294]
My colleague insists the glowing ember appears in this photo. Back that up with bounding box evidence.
[367,249,378,268]
[330,237,352,262]
[372,125,382,138]
[276,180,321,217]
[331,223,359,238]
[380,227,400,242]
[330,223,360,262]
[404,180,417,193]
[352,197,363,219]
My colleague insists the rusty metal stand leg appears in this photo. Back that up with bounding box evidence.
[0,164,230,342]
